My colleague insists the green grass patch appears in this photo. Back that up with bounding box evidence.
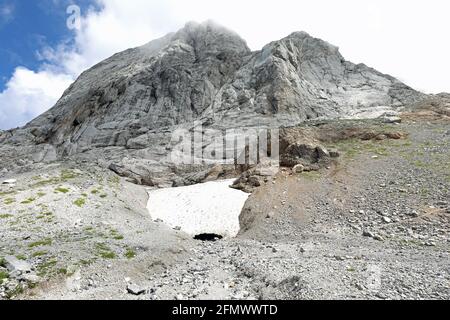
[95,243,116,259]
[32,251,48,258]
[6,285,24,299]
[73,198,86,207]
[30,170,79,188]
[0,270,9,284]
[15,254,27,261]
[20,197,36,204]
[79,259,95,266]
[4,198,16,205]
[37,211,53,218]
[0,190,16,197]
[413,160,427,168]
[60,169,79,180]
[31,177,61,188]
[57,268,68,275]
[55,187,70,194]
[0,213,13,219]
[28,238,53,248]
[110,229,124,240]
[108,175,120,186]
[36,258,58,276]
[124,248,136,259]
[301,171,321,181]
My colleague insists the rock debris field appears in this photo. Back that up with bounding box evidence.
[0,22,449,300]
[1,108,449,300]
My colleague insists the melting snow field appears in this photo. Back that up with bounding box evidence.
[146,179,250,238]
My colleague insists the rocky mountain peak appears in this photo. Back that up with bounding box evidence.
[0,22,428,186]
[173,20,251,57]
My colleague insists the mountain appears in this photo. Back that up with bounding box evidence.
[0,21,426,186]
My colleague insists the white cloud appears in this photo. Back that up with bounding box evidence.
[0,2,14,25]
[0,68,73,129]
[1,0,449,130]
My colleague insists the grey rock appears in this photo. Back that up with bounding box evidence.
[21,274,41,284]
[1,179,16,185]
[4,256,32,274]
[373,235,385,242]
[363,231,375,238]
[127,284,146,296]
[292,164,305,174]
[382,217,392,223]
[281,143,331,167]
[383,116,402,124]
[436,201,447,207]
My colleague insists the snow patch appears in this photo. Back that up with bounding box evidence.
[147,179,250,238]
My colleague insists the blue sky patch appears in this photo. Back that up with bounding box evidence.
[0,0,99,91]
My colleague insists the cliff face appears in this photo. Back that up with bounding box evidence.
[0,21,426,186]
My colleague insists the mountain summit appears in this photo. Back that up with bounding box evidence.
[1,21,425,185]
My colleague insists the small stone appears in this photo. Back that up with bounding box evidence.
[363,231,375,238]
[355,283,365,291]
[174,226,182,231]
[292,164,305,174]
[266,212,275,219]
[409,211,419,218]
[1,179,16,185]
[127,284,146,296]
[383,116,402,124]
[373,235,384,241]
[382,217,392,223]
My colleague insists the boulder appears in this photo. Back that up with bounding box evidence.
[4,256,32,274]
[1,179,16,185]
[280,143,331,168]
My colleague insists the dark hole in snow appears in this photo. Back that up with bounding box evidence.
[194,234,223,242]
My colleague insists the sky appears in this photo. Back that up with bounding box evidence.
[0,0,449,130]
